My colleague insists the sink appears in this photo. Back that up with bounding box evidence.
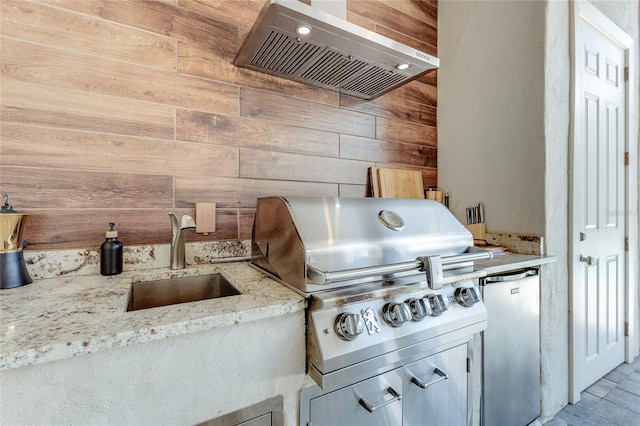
[126,273,241,312]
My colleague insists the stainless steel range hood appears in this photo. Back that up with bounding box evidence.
[235,0,439,100]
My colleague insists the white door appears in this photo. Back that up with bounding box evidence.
[570,2,629,404]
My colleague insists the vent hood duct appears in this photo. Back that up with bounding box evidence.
[235,0,439,100]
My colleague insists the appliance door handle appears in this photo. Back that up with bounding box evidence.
[410,367,449,389]
[483,269,538,283]
[358,387,402,413]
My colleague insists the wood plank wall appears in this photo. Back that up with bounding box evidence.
[0,0,438,250]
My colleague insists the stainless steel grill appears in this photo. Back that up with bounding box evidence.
[250,197,490,425]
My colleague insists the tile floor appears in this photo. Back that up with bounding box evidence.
[544,357,640,426]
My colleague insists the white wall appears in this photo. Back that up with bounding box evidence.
[541,0,571,417]
[439,0,639,421]
[438,0,546,235]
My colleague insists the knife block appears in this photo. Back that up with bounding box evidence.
[465,223,486,241]
[425,189,443,203]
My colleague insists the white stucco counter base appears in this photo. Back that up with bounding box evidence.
[0,311,306,425]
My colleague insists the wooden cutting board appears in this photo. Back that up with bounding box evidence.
[373,167,424,199]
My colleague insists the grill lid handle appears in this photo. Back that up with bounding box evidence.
[418,255,444,290]
[305,247,493,285]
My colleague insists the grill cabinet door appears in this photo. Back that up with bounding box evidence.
[308,368,403,426]
[403,343,468,426]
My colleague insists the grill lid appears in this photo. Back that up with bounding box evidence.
[235,0,439,100]
[251,197,481,293]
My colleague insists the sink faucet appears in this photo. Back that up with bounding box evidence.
[169,213,196,270]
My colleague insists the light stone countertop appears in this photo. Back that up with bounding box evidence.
[0,238,555,373]
[0,262,306,371]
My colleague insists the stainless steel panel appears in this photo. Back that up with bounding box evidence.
[197,396,283,426]
[481,270,540,426]
[403,343,468,426]
[236,413,270,426]
[235,0,438,100]
[251,196,473,293]
[301,340,476,426]
[308,368,403,426]
[307,281,486,379]
[309,324,484,392]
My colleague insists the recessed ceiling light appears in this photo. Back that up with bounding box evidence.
[396,63,411,71]
[296,25,311,35]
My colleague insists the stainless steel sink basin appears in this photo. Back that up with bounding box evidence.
[126,273,241,312]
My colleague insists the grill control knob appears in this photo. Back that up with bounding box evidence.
[454,286,481,307]
[406,297,432,321]
[426,294,449,316]
[335,313,364,341]
[383,302,412,327]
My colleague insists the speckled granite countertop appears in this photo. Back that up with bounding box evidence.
[0,239,554,372]
[0,262,305,371]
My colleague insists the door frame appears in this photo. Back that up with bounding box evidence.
[569,0,637,403]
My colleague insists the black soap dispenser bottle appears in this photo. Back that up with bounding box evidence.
[100,223,123,276]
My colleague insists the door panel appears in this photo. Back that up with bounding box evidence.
[481,274,541,426]
[403,343,467,426]
[584,93,599,230]
[571,6,627,402]
[606,255,620,347]
[309,368,403,426]
[606,103,620,229]
[584,262,599,360]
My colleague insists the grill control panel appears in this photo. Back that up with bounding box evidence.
[307,279,487,389]
[331,283,482,341]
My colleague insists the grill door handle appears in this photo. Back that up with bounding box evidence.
[410,367,449,389]
[358,387,402,413]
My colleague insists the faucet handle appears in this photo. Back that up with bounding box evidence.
[180,214,196,230]
[169,212,196,234]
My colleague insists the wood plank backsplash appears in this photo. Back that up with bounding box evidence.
[0,0,438,250]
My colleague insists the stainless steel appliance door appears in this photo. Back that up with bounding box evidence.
[308,368,403,426]
[403,343,468,426]
[481,269,540,426]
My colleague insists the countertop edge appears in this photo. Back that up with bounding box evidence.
[1,298,305,371]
